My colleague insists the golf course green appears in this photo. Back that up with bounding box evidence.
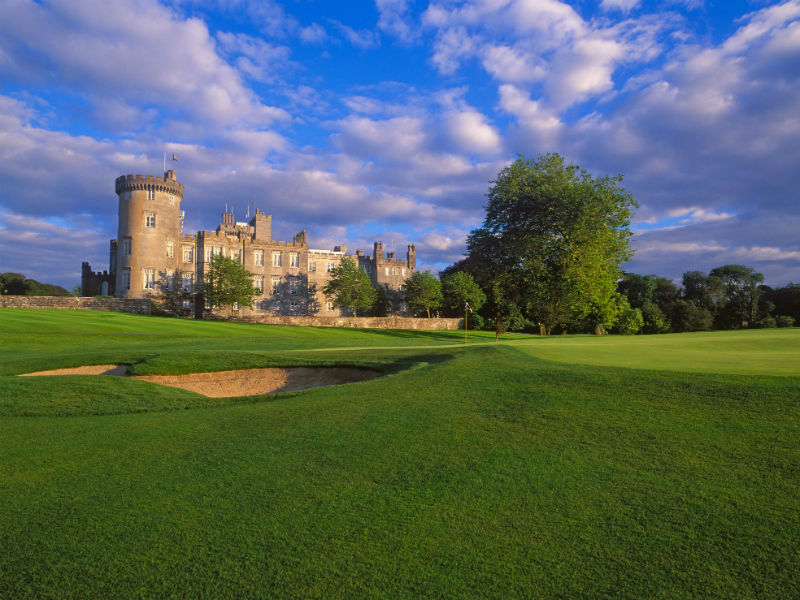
[1,308,798,598]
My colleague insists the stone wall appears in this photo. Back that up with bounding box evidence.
[0,296,151,315]
[222,314,463,330]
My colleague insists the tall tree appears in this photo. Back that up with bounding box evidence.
[466,154,637,333]
[203,254,258,311]
[440,271,486,317]
[709,264,764,328]
[322,257,377,317]
[403,271,443,318]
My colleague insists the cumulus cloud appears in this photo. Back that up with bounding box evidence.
[0,0,288,129]
[601,0,641,12]
[376,0,418,43]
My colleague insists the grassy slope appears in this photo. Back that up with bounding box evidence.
[513,328,800,376]
[1,309,799,598]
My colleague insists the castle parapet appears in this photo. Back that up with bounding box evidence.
[115,174,184,196]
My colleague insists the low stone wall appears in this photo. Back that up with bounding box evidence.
[229,315,464,330]
[0,296,151,315]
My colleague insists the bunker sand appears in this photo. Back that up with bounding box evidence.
[20,365,380,397]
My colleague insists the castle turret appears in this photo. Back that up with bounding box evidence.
[407,243,416,270]
[114,170,185,297]
[251,209,271,242]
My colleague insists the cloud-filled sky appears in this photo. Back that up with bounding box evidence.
[1,0,798,289]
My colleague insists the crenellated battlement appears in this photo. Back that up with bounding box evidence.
[115,173,184,196]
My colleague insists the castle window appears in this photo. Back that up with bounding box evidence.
[144,268,155,290]
[233,302,240,311]
[326,262,334,272]
[169,194,175,205]
[122,237,131,255]
[271,276,281,294]
[145,211,156,228]
[183,246,193,263]
[147,187,154,201]
[402,268,406,276]
[182,273,193,292]
[308,260,316,271]
[272,251,282,267]
[326,300,334,312]
[205,247,213,263]
[167,270,175,291]
[290,252,299,268]
[385,267,390,276]
[254,250,264,267]
[232,249,241,262]
[289,277,299,295]
[363,263,370,273]
[166,240,173,258]
[254,276,264,294]
[121,268,131,291]
[289,300,299,311]
[183,299,193,310]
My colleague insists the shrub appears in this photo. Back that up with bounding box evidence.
[776,315,795,328]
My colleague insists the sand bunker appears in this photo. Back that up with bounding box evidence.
[20,365,381,397]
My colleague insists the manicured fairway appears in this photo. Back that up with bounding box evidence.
[1,309,798,599]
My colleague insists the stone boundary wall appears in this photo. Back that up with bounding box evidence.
[227,315,463,330]
[0,296,151,315]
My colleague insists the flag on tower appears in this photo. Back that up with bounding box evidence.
[172,154,178,162]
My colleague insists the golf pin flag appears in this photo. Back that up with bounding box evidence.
[172,154,178,162]
[465,301,472,313]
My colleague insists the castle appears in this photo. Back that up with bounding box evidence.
[81,169,416,317]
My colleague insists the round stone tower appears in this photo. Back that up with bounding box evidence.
[114,170,185,298]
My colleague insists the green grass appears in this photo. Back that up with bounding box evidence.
[1,308,799,599]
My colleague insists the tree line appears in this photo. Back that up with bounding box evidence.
[145,152,800,333]
[0,272,71,297]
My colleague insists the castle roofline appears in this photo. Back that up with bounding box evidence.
[115,173,184,196]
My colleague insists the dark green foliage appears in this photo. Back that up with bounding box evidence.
[203,254,257,310]
[467,312,484,330]
[0,311,799,599]
[466,154,636,334]
[370,284,392,317]
[0,272,71,296]
[403,270,443,318]
[322,257,377,317]
[763,283,800,323]
[640,301,670,333]
[668,299,714,332]
[611,297,643,335]
[710,264,764,328]
[440,271,486,317]
[776,315,795,327]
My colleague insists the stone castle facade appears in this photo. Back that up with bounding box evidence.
[81,170,416,317]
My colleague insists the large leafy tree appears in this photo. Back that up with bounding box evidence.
[322,257,377,317]
[709,264,764,328]
[203,254,258,311]
[440,271,486,317]
[403,271,443,318]
[466,153,637,334]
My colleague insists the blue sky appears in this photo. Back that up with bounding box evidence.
[1,0,799,289]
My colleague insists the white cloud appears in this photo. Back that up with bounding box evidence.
[376,0,418,43]
[332,21,380,49]
[0,0,288,129]
[601,0,641,12]
[444,110,504,156]
[481,45,546,82]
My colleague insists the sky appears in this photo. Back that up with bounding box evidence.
[1,0,799,290]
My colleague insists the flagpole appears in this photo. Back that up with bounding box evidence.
[163,151,166,173]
